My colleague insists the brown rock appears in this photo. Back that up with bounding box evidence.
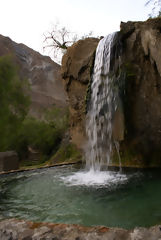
[61,38,99,150]
[61,18,161,167]
[112,97,124,141]
[118,18,161,166]
[120,21,136,39]
[0,218,161,240]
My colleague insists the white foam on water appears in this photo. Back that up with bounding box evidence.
[61,170,127,187]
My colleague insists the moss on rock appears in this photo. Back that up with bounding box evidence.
[49,143,82,164]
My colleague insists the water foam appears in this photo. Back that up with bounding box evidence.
[62,33,124,186]
[61,170,127,187]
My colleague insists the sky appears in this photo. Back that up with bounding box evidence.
[0,0,151,59]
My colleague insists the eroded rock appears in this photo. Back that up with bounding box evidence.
[61,38,99,150]
[0,219,161,240]
[118,18,161,166]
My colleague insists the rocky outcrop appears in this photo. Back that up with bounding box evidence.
[62,18,161,167]
[62,38,99,149]
[0,151,18,172]
[117,18,161,167]
[0,218,161,240]
[0,34,67,118]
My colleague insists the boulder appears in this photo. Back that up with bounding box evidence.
[0,151,19,172]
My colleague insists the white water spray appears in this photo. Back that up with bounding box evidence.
[86,33,117,171]
[62,33,126,186]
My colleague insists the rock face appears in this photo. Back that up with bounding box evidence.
[0,218,161,240]
[62,38,99,149]
[118,18,161,166]
[0,151,18,172]
[62,19,161,167]
[0,34,67,118]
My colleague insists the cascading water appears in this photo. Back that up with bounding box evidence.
[63,33,126,186]
[86,33,117,171]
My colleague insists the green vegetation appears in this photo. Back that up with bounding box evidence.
[49,143,81,164]
[17,114,68,159]
[0,55,30,151]
[0,55,70,167]
[112,147,143,168]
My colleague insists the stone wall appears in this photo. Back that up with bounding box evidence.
[0,151,19,172]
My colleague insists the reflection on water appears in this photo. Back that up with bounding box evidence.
[0,166,161,229]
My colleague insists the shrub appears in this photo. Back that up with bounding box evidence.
[0,55,69,164]
[0,55,30,151]
[17,116,65,157]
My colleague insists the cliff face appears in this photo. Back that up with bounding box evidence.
[62,18,161,167]
[0,34,67,118]
[119,18,161,166]
[62,38,99,149]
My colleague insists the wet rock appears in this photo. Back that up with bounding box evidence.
[112,96,125,141]
[0,219,161,240]
[118,18,161,166]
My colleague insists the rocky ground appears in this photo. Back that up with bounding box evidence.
[0,218,161,240]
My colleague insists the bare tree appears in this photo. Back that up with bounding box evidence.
[145,0,161,17]
[43,23,94,64]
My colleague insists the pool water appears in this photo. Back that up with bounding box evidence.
[0,166,161,229]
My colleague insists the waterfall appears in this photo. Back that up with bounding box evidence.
[86,33,117,171]
[62,32,126,186]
